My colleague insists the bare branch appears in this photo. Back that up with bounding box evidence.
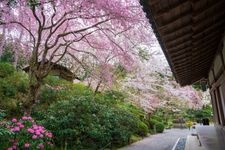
[40,6,46,27]
[48,19,110,49]
[31,5,42,29]
[67,52,88,70]
[68,46,98,60]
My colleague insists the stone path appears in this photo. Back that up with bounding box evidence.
[119,128,195,150]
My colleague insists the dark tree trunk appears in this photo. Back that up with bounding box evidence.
[94,80,102,95]
[23,72,42,115]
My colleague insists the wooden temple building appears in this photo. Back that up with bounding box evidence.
[23,61,80,82]
[140,0,225,149]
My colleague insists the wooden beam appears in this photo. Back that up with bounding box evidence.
[170,47,191,57]
[167,41,191,52]
[175,73,191,79]
[193,11,225,33]
[193,45,218,56]
[192,32,222,46]
[166,39,192,49]
[174,57,212,71]
[174,61,192,69]
[163,25,192,41]
[171,45,215,63]
[177,70,208,80]
[192,52,215,64]
[158,15,191,34]
[166,33,192,48]
[193,0,225,18]
[155,3,191,26]
[155,0,191,19]
[192,20,225,40]
[175,65,209,75]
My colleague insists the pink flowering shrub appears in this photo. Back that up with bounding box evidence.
[5,116,53,150]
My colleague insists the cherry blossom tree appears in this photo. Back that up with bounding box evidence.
[0,0,153,114]
[121,47,203,113]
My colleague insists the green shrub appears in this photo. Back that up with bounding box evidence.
[40,96,140,149]
[40,87,59,104]
[136,121,148,136]
[103,90,126,102]
[0,80,17,97]
[0,66,28,117]
[0,126,14,149]
[148,119,158,129]
[166,121,173,129]
[39,78,94,106]
[0,62,15,78]
[0,111,14,149]
[129,135,142,143]
[148,118,165,133]
[0,46,14,63]
[6,71,29,93]
[155,122,164,133]
[151,115,163,122]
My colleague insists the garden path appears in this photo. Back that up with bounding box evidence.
[119,128,194,150]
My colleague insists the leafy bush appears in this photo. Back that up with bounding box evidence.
[0,71,28,99]
[136,121,148,136]
[151,115,163,123]
[166,120,173,129]
[0,62,15,78]
[0,63,28,117]
[155,122,164,133]
[148,118,164,133]
[39,87,60,105]
[0,111,14,149]
[0,44,14,64]
[0,124,14,149]
[148,119,158,129]
[0,80,17,97]
[40,96,141,149]
[7,72,29,93]
[0,68,150,149]
[184,105,212,122]
[104,90,126,102]
[39,76,93,105]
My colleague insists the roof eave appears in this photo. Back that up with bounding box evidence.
[140,0,181,85]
